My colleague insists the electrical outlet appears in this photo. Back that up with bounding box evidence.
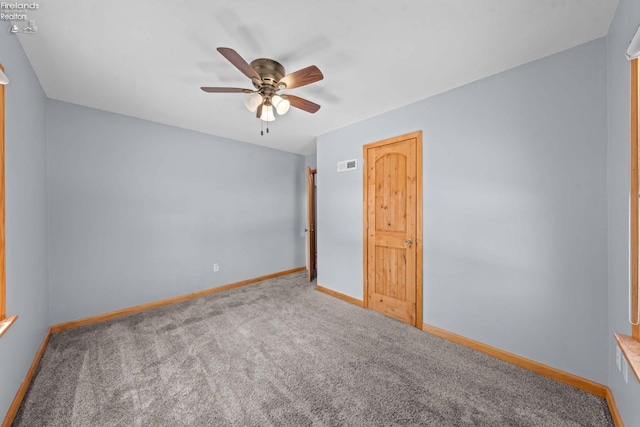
[616,346,622,371]
[623,359,629,384]
[213,263,219,272]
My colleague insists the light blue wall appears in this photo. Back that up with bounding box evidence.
[317,39,609,384]
[0,36,50,417]
[4,10,638,423]
[47,100,305,324]
[305,153,317,170]
[606,0,640,424]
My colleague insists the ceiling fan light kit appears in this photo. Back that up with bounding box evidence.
[244,92,262,112]
[201,47,323,133]
[259,104,275,122]
[271,95,290,115]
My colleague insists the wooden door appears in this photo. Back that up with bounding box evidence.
[306,167,316,281]
[364,132,422,327]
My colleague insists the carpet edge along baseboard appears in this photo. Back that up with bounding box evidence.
[315,285,364,307]
[421,323,607,396]
[4,268,306,427]
[313,287,618,419]
[50,267,305,334]
[422,323,623,427]
[7,276,624,427]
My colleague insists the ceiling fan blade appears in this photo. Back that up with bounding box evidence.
[279,65,323,89]
[217,47,261,80]
[287,95,321,113]
[256,103,263,119]
[200,87,248,93]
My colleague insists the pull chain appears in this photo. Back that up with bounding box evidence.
[260,120,270,135]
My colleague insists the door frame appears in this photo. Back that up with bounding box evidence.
[362,131,423,328]
[306,166,317,281]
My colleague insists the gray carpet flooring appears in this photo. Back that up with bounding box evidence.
[14,271,613,426]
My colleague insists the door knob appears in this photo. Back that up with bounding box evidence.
[406,239,413,246]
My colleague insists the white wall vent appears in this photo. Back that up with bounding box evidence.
[337,159,358,172]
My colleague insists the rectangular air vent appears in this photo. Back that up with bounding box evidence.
[337,159,358,172]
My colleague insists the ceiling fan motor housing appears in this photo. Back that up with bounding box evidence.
[250,58,286,92]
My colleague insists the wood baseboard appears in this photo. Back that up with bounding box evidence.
[605,387,624,427]
[316,285,364,307]
[2,267,305,425]
[422,323,608,398]
[422,324,626,425]
[2,327,52,427]
[4,280,623,426]
[51,267,305,333]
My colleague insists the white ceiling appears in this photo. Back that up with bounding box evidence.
[16,0,617,155]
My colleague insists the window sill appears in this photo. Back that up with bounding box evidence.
[0,315,17,339]
[615,333,640,383]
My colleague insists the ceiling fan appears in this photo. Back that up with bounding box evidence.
[201,47,324,124]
